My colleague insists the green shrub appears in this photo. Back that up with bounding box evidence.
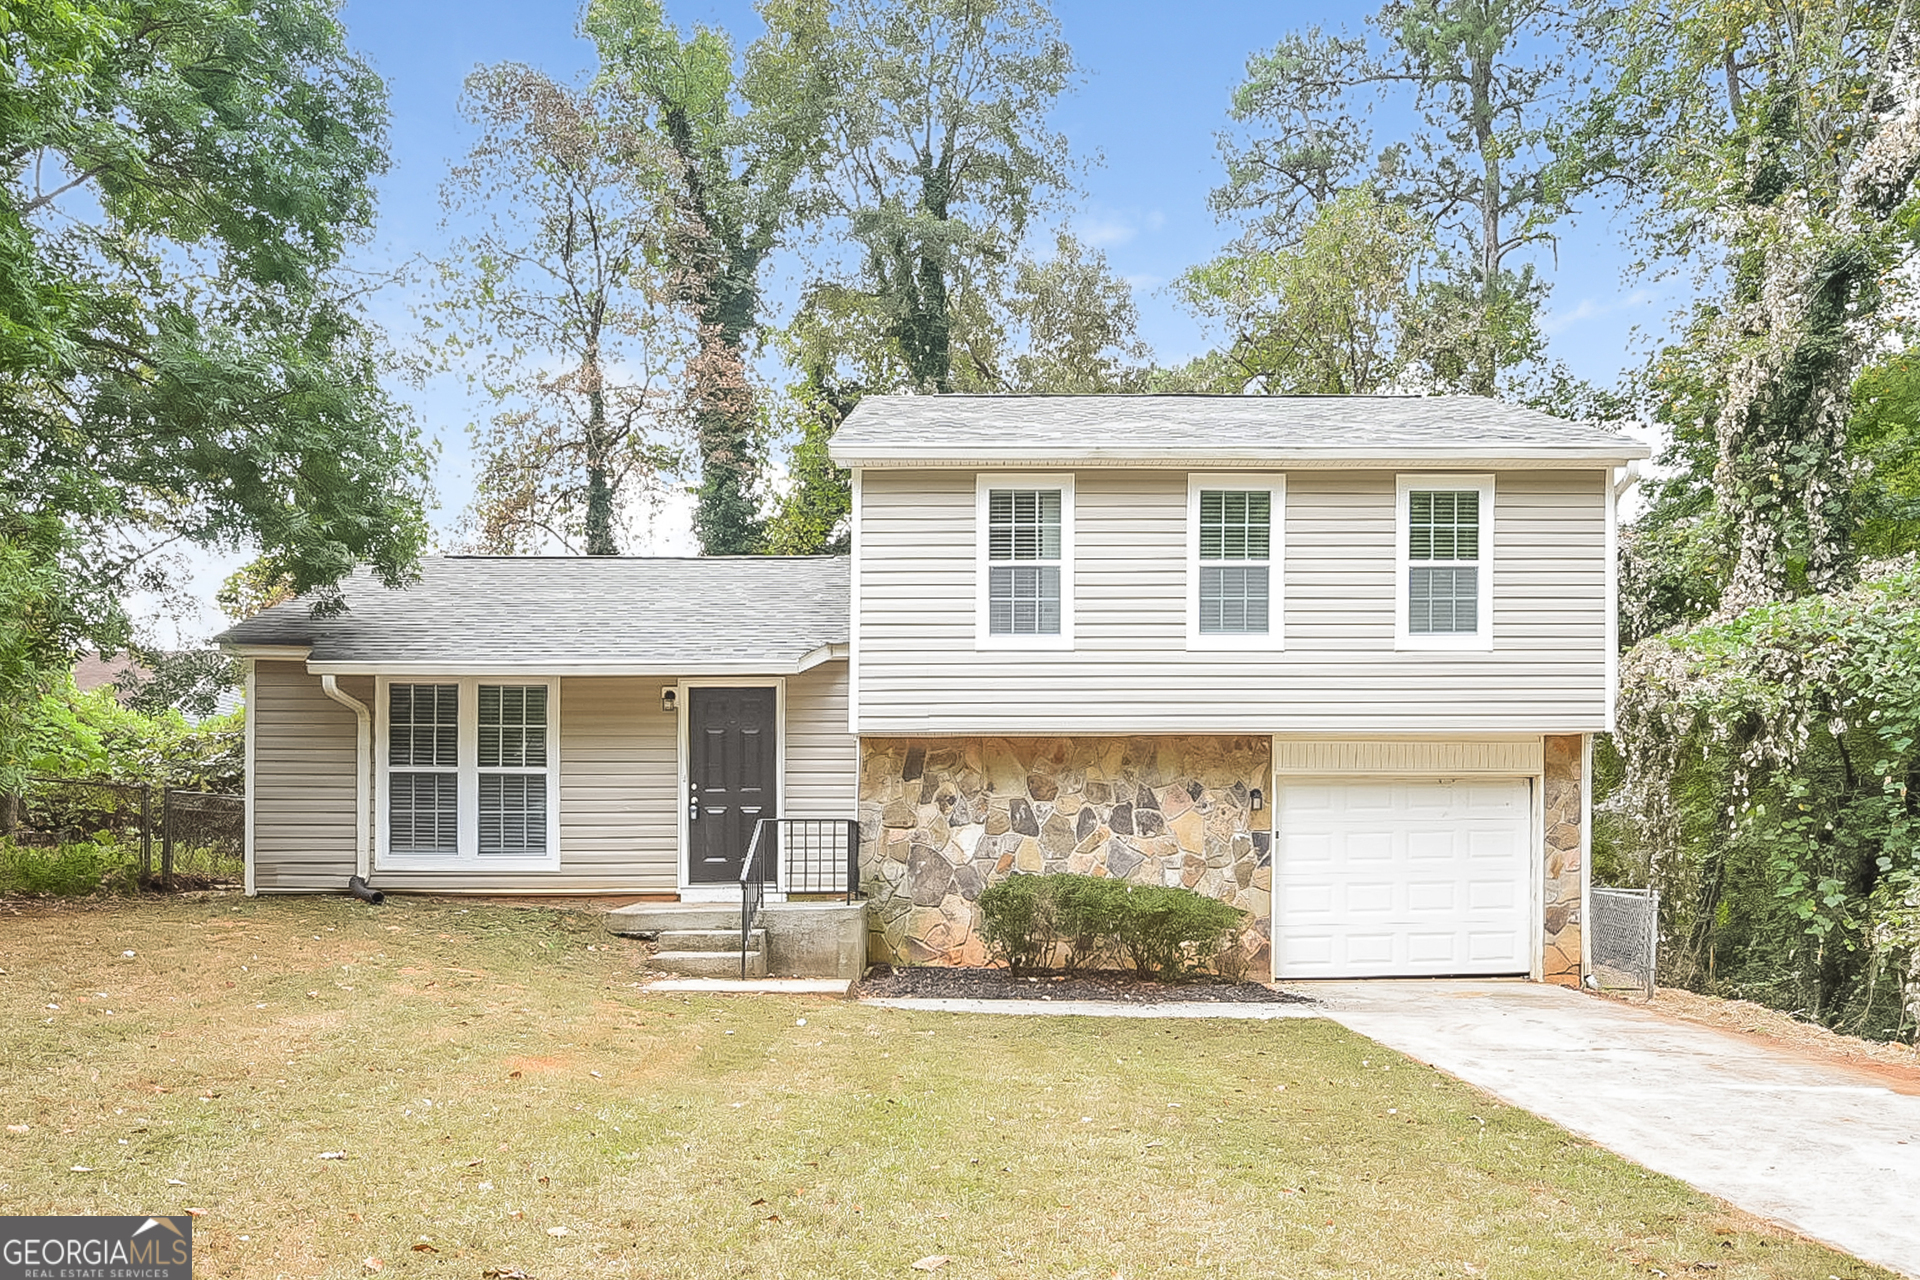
[1114,885,1247,980]
[977,873,1248,981]
[977,874,1055,974]
[0,837,138,896]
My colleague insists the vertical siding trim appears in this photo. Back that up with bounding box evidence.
[1580,731,1594,980]
[849,467,862,734]
[243,658,256,897]
[1605,468,1620,731]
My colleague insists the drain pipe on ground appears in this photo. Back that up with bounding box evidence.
[319,675,385,905]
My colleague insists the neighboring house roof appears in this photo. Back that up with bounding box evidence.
[72,652,150,699]
[829,394,1653,468]
[216,555,850,675]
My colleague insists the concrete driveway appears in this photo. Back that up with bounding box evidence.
[1308,980,1920,1279]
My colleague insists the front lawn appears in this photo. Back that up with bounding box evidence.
[0,896,1889,1279]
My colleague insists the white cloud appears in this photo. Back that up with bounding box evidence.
[1080,215,1138,248]
[1542,289,1657,336]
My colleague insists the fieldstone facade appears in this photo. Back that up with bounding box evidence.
[1541,734,1586,986]
[858,736,1273,971]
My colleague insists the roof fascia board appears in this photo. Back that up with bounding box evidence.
[222,643,313,660]
[306,657,843,677]
[795,642,851,672]
[831,446,1653,468]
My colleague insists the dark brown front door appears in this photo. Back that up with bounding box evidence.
[687,686,778,884]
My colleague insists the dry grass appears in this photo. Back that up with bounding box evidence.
[0,895,1894,1280]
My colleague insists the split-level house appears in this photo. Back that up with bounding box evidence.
[219,394,1648,985]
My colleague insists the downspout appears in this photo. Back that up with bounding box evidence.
[319,675,384,904]
[1612,459,1642,498]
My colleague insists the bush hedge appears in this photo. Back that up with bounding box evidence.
[977,873,1247,980]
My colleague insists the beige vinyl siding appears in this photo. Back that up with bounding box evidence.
[249,663,856,894]
[855,468,1610,734]
[785,660,857,820]
[252,662,363,891]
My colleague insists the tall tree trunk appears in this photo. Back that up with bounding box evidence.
[583,332,617,556]
[663,107,767,556]
[898,159,954,393]
[1472,43,1501,398]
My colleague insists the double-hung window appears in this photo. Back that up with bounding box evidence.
[1188,475,1284,648]
[1397,475,1494,649]
[378,677,560,869]
[977,475,1073,647]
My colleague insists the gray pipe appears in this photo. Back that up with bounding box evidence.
[346,875,385,905]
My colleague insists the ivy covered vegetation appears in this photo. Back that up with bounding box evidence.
[1598,0,1920,1041]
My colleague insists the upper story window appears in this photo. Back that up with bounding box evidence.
[1397,475,1494,650]
[976,474,1074,648]
[1188,475,1284,649]
[378,677,560,869]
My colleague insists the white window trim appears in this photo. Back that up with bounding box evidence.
[675,677,787,901]
[374,675,562,872]
[974,472,1075,651]
[1395,473,1495,651]
[1187,473,1285,651]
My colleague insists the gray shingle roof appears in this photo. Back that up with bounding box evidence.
[217,556,849,672]
[829,394,1651,466]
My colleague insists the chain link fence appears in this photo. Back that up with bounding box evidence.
[1591,886,1661,999]
[2,776,243,892]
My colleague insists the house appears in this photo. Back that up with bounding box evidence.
[219,394,1649,986]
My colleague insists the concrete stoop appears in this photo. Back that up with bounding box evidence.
[606,899,867,980]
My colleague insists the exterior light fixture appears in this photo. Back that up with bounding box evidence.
[661,686,678,714]
[1250,787,1264,812]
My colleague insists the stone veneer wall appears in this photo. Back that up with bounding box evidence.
[859,737,1273,970]
[1541,734,1586,986]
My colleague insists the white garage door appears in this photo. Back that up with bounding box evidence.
[1274,778,1532,979]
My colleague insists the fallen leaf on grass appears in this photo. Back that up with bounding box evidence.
[6,1125,27,1135]
[750,1198,767,1206]
[764,1214,782,1224]
[465,1159,485,1167]
[545,1227,567,1238]
[481,1268,531,1279]
[363,1258,383,1272]
[508,1071,522,1080]
[317,1152,346,1160]
[69,1165,94,1173]
[910,1256,951,1272]
[166,1179,185,1187]
[411,1244,437,1254]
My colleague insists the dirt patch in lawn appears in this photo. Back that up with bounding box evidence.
[1599,985,1920,1094]
[857,963,1311,1004]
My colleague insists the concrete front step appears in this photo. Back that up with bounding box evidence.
[657,928,766,954]
[650,948,767,979]
[605,903,743,935]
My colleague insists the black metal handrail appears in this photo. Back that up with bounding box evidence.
[738,817,863,979]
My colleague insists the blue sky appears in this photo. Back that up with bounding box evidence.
[160,0,1683,641]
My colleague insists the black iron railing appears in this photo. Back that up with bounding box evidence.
[738,817,864,978]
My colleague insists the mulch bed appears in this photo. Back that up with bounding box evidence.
[857,963,1314,1005]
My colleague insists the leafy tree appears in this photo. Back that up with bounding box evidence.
[991,231,1150,394]
[1585,0,1918,611]
[2,0,428,787]
[429,65,687,556]
[1178,186,1433,394]
[1213,0,1583,394]
[771,0,1076,393]
[587,0,830,555]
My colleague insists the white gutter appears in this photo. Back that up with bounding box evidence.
[830,446,1656,469]
[1613,459,1642,497]
[319,675,372,881]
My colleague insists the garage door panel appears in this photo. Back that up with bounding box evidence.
[1276,777,1532,979]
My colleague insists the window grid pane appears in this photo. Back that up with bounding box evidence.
[480,773,547,855]
[389,772,457,854]
[989,565,1061,635]
[1199,490,1271,561]
[1409,489,1479,562]
[1199,566,1270,634]
[389,683,457,768]
[479,684,548,769]
[988,489,1061,562]
[1409,566,1479,634]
